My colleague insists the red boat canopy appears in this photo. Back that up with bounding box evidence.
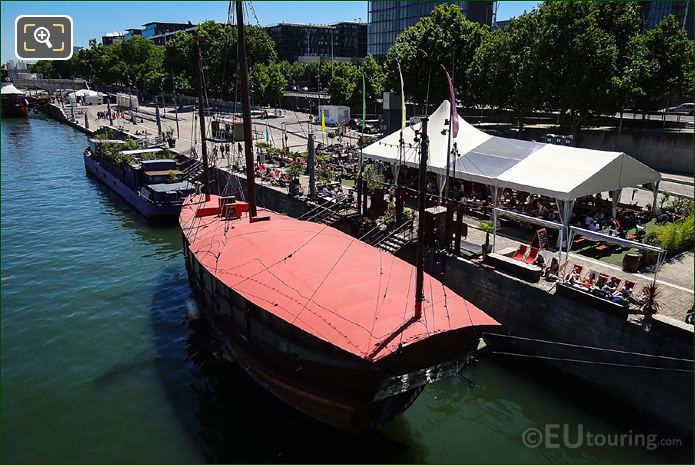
[181,195,499,362]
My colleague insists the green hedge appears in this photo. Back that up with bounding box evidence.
[645,214,694,252]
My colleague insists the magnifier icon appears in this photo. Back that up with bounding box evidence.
[33,27,53,49]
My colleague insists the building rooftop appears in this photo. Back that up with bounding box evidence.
[268,21,365,29]
[142,21,193,27]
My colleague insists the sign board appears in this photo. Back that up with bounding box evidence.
[534,227,549,250]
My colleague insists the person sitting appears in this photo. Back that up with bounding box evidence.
[589,221,600,232]
[611,285,633,305]
[321,186,330,198]
[631,287,651,307]
[567,267,582,285]
[602,277,619,294]
[544,257,560,280]
[581,274,595,289]
[533,253,545,269]
[593,274,608,290]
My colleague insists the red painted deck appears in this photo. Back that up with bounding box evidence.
[180,195,499,362]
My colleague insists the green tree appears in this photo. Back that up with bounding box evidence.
[384,4,489,107]
[326,62,358,106]
[358,55,384,110]
[29,60,55,78]
[633,15,693,111]
[468,11,541,132]
[163,21,277,98]
[592,2,646,119]
[534,2,618,137]
[279,60,303,87]
[118,35,164,93]
[250,62,287,105]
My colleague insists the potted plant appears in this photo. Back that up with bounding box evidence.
[642,283,661,324]
[479,221,494,256]
[363,164,386,218]
[165,126,176,148]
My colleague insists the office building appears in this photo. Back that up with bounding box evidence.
[101,32,125,46]
[266,22,367,62]
[368,1,494,59]
[124,28,143,40]
[141,22,195,45]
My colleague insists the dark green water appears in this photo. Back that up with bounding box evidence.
[1,117,690,463]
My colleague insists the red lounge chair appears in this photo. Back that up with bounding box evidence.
[564,264,583,281]
[524,247,539,264]
[513,244,528,261]
[595,273,609,288]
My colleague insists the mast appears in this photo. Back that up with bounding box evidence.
[194,37,211,202]
[236,0,258,218]
[414,117,429,320]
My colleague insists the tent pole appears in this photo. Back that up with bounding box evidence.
[492,187,499,252]
[651,181,660,217]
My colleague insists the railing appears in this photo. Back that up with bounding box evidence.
[372,218,414,250]
[298,199,351,221]
[300,197,351,223]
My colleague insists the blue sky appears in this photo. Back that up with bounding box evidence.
[1,1,540,62]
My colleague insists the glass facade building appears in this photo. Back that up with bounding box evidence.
[641,1,693,40]
[367,1,494,59]
[266,22,367,62]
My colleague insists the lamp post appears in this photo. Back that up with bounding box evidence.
[128,80,135,124]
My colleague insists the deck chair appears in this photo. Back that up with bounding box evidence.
[524,247,540,264]
[595,273,609,288]
[582,270,600,288]
[512,244,528,261]
[564,264,583,281]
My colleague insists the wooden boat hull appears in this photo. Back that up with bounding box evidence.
[182,234,484,430]
[2,95,28,118]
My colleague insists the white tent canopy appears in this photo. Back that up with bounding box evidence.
[362,100,661,202]
[1,83,25,95]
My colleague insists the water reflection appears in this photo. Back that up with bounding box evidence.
[147,267,423,463]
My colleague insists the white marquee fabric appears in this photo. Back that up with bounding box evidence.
[1,83,25,95]
[363,100,661,201]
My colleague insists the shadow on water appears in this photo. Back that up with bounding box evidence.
[147,267,422,463]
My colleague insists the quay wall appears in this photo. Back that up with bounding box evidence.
[398,248,694,433]
[577,129,693,175]
[44,103,92,135]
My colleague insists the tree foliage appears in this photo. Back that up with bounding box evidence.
[384,4,489,106]
[250,62,287,104]
[468,11,541,131]
[633,15,693,110]
[384,1,691,136]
